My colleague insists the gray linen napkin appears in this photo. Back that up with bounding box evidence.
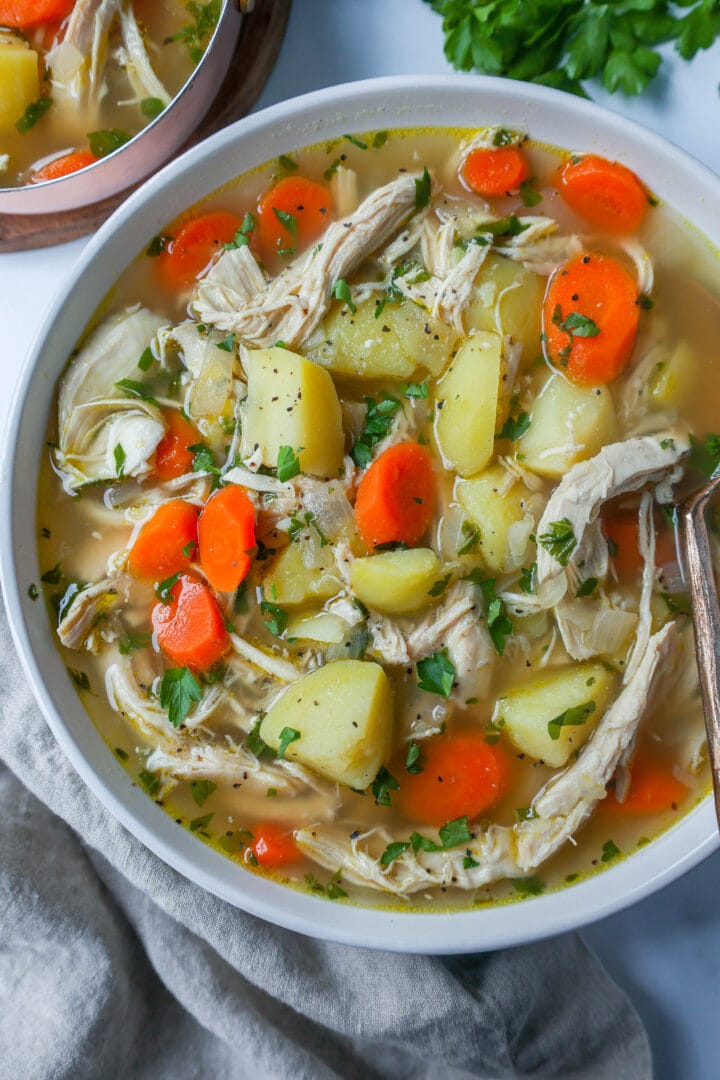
[0,603,651,1080]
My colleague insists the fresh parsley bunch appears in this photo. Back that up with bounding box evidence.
[423,0,720,97]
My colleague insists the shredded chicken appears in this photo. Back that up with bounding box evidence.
[193,173,426,347]
[57,575,128,653]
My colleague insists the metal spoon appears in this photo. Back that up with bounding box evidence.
[680,474,720,824]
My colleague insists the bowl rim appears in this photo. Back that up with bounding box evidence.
[2,73,718,953]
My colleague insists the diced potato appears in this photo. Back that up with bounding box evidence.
[259,659,394,789]
[350,547,442,614]
[518,374,617,478]
[306,300,456,380]
[651,341,697,409]
[495,662,618,768]
[466,254,545,368]
[242,346,343,478]
[186,346,233,423]
[262,537,341,607]
[286,611,348,644]
[456,466,534,574]
[435,330,503,478]
[0,35,39,132]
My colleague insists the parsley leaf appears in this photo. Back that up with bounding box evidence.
[497,411,531,441]
[331,277,356,314]
[415,166,431,209]
[547,700,596,741]
[165,0,221,63]
[155,573,180,602]
[16,96,53,134]
[601,839,621,862]
[475,577,513,656]
[416,649,455,697]
[224,212,255,249]
[371,765,400,806]
[118,632,152,655]
[260,600,288,637]
[510,876,546,897]
[428,572,452,598]
[538,518,577,566]
[405,740,424,774]
[351,395,402,467]
[113,444,126,478]
[190,780,217,807]
[457,519,480,556]
[159,667,202,728]
[115,378,159,407]
[519,178,542,207]
[273,208,297,237]
[576,576,598,598]
[380,841,411,866]
[288,510,328,547]
[277,444,302,481]
[519,562,536,595]
[140,97,165,120]
[189,812,214,833]
[276,726,301,759]
[87,129,132,157]
[399,380,429,400]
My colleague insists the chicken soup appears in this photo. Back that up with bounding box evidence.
[34,127,718,909]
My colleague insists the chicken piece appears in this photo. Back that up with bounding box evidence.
[57,575,128,653]
[536,432,689,589]
[296,621,676,893]
[117,2,171,106]
[50,0,119,102]
[193,173,425,348]
[145,742,296,792]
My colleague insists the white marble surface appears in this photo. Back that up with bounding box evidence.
[2,2,720,1075]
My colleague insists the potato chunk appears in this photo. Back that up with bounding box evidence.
[259,660,394,789]
[285,611,348,644]
[456,466,534,574]
[262,537,341,607]
[651,341,697,409]
[307,300,456,379]
[242,346,343,478]
[435,330,503,478]
[518,374,617,478]
[494,662,617,768]
[466,254,545,368]
[0,35,39,131]
[350,548,442,614]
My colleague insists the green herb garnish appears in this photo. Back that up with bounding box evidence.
[331,277,356,314]
[87,129,131,157]
[576,576,598,597]
[538,518,577,566]
[165,0,220,63]
[416,649,455,697]
[350,395,402,468]
[190,780,217,807]
[140,97,165,120]
[371,765,400,806]
[497,411,531,441]
[547,700,596,741]
[405,741,424,774]
[260,600,288,637]
[159,666,202,727]
[276,726,301,759]
[16,96,52,134]
[415,166,431,209]
[115,378,159,407]
[276,444,302,482]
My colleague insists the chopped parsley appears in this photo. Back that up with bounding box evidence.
[519,178,542,206]
[331,277,356,314]
[399,380,429,400]
[272,207,297,237]
[372,130,389,149]
[305,870,348,900]
[576,576,598,598]
[510,876,545,897]
[497,411,531,441]
[538,518,577,566]
[288,510,328,547]
[405,741,424,774]
[16,96,52,134]
[216,333,236,352]
[189,812,214,834]
[380,815,472,865]
[515,806,538,822]
[350,395,402,468]
[190,780,217,807]
[87,129,131,157]
[343,133,368,149]
[457,519,480,556]
[140,97,165,120]
[689,433,720,480]
[165,0,221,63]
[27,584,39,601]
[601,839,621,862]
[139,769,161,797]
[68,668,91,692]
[118,632,152,655]
[414,166,431,209]
[223,212,255,249]
[247,717,269,758]
[260,600,288,637]
[159,666,202,727]
[518,562,536,594]
[115,378,159,407]
[636,292,654,310]
[428,572,452,598]
[41,563,63,585]
[371,765,400,806]
[416,649,455,697]
[277,444,302,482]
[137,347,154,371]
[474,577,513,656]
[155,573,180,603]
[146,234,172,257]
[276,726,301,759]
[547,700,596,741]
[113,444,126,478]
[276,153,298,176]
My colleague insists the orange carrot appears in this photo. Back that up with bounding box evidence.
[607,758,688,815]
[353,442,435,549]
[155,410,199,481]
[246,823,299,868]
[542,253,640,384]
[31,150,98,183]
[0,0,73,25]
[462,146,530,197]
[128,500,199,581]
[397,733,511,827]
[558,154,649,235]
[602,510,677,579]
[158,211,245,290]
[255,176,331,265]
[152,574,228,671]
[198,485,256,593]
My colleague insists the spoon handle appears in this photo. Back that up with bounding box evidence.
[682,486,720,824]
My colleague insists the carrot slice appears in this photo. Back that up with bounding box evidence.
[397,733,511,827]
[353,442,435,549]
[0,0,73,25]
[246,823,299,868]
[155,410,199,481]
[602,510,677,579]
[255,176,331,265]
[542,253,640,385]
[152,574,228,672]
[157,211,245,290]
[31,150,98,183]
[558,154,649,234]
[607,759,688,815]
[198,485,256,593]
[462,146,530,197]
[128,500,199,581]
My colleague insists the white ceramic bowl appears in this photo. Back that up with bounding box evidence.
[2,75,718,953]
